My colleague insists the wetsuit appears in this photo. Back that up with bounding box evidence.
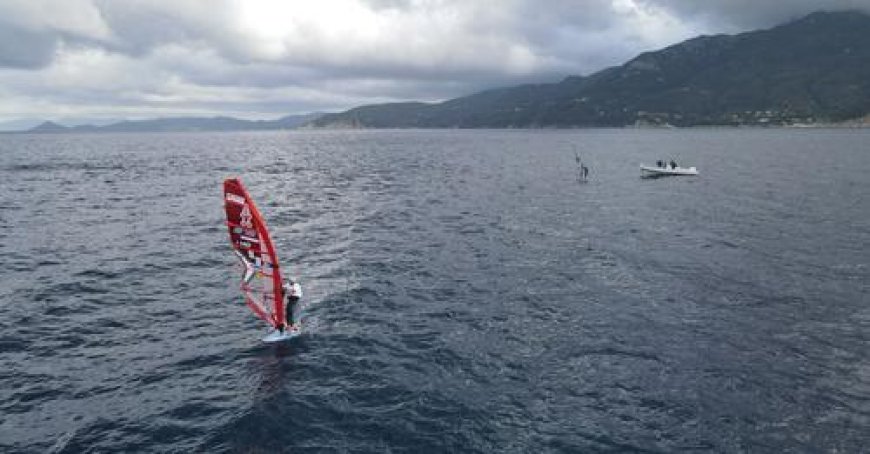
[285,282,302,328]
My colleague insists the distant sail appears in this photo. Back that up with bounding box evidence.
[223,178,285,329]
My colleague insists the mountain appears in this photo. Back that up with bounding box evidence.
[16,112,324,133]
[29,121,70,133]
[0,118,44,132]
[271,113,326,129]
[312,11,870,128]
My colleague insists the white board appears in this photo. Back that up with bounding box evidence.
[261,325,302,343]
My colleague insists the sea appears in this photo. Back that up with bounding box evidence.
[0,129,868,452]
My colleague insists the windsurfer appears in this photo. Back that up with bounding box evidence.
[283,279,302,330]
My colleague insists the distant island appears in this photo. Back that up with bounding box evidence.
[311,11,870,128]
[13,113,323,134]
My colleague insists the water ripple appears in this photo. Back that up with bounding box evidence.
[0,130,868,452]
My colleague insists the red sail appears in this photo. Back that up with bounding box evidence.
[223,178,285,328]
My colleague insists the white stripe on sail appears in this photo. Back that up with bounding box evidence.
[234,250,256,284]
[226,193,246,205]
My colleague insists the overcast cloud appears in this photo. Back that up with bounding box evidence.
[0,0,867,123]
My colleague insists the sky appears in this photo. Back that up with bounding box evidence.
[0,0,868,125]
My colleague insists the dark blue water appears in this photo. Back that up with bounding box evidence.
[1,129,868,452]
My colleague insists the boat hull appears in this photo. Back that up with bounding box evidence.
[640,165,698,177]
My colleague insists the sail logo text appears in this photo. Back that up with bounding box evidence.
[226,193,246,205]
[240,204,253,229]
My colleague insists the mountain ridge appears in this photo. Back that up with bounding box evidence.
[9,113,324,134]
[311,10,870,128]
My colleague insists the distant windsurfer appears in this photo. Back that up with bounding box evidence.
[282,279,302,331]
[574,152,588,182]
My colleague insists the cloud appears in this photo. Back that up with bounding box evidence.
[644,0,870,31]
[0,23,58,69]
[0,0,868,122]
[0,0,109,68]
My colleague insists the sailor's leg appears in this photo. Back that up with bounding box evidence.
[286,298,296,326]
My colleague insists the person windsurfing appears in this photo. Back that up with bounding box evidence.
[282,279,303,332]
[574,151,588,182]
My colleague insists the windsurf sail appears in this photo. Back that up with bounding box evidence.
[223,178,285,329]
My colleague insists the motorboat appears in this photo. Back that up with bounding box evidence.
[640,164,698,177]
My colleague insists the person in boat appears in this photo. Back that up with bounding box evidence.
[669,160,677,169]
[282,278,303,330]
[656,160,663,168]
